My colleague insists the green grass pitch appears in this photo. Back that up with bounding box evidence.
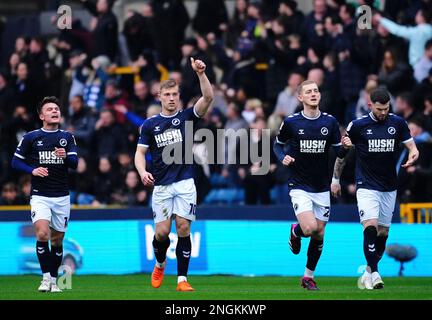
[0,275,431,300]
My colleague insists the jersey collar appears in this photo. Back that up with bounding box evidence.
[301,110,321,120]
[160,111,179,118]
[369,112,378,122]
[41,128,59,133]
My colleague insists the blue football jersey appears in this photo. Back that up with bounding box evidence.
[276,111,341,192]
[347,112,412,191]
[137,107,201,186]
[14,128,78,197]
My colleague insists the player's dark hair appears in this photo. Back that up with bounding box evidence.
[37,96,60,114]
[425,39,432,50]
[370,88,390,105]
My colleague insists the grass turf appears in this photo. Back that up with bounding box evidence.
[0,275,431,300]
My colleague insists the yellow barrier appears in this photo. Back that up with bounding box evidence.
[107,63,170,83]
[400,203,432,223]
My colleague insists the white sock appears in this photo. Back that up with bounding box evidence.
[304,268,314,278]
[178,276,187,284]
[43,272,51,280]
[155,260,165,268]
[365,266,372,274]
[50,277,57,285]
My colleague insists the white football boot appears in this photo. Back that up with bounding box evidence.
[38,274,52,292]
[359,270,373,290]
[371,271,384,289]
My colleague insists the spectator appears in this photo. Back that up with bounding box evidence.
[8,53,20,80]
[395,92,419,122]
[422,94,432,132]
[123,10,155,62]
[83,55,110,110]
[65,50,88,105]
[227,0,249,48]
[378,49,414,97]
[14,36,29,61]
[52,17,90,69]
[243,117,276,204]
[66,95,97,157]
[150,0,190,69]
[180,37,215,107]
[302,0,329,46]
[81,0,119,62]
[278,0,304,36]
[27,37,49,83]
[192,0,228,38]
[354,78,378,119]
[242,98,262,124]
[18,175,31,203]
[70,156,96,205]
[92,156,119,205]
[111,170,148,206]
[14,62,39,115]
[273,72,303,117]
[1,105,36,160]
[398,117,432,202]
[0,182,25,205]
[0,71,16,121]
[93,108,128,159]
[131,80,156,118]
[414,39,432,83]
[338,3,356,39]
[412,67,432,110]
[307,68,335,116]
[374,9,432,67]
[103,79,131,124]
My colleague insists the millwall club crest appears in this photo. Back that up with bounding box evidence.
[359,210,365,217]
[293,203,299,211]
[172,118,180,126]
[59,139,67,147]
[320,127,328,135]
[388,127,396,135]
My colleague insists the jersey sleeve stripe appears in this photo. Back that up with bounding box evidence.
[67,152,77,155]
[275,137,285,144]
[193,106,202,118]
[14,153,25,159]
[402,137,414,144]
[332,142,342,146]
[137,143,149,148]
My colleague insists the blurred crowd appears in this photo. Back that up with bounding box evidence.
[1,0,432,207]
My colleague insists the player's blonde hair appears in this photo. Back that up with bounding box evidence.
[159,79,178,92]
[297,80,317,95]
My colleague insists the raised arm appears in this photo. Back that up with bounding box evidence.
[191,57,214,117]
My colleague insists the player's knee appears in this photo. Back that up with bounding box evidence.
[36,230,50,241]
[313,228,325,239]
[302,224,316,237]
[378,229,389,237]
[51,236,63,247]
[155,230,170,241]
[176,223,190,237]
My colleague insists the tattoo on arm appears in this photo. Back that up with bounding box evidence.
[333,157,347,179]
